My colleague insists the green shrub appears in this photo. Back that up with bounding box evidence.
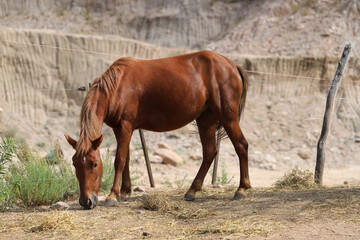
[101,149,115,192]
[213,163,234,185]
[0,182,15,211]
[2,144,78,207]
[6,159,78,207]
[45,141,64,165]
[0,137,16,176]
[0,138,16,210]
[16,141,34,163]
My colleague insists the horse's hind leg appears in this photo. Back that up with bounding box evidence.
[185,109,218,201]
[221,121,250,199]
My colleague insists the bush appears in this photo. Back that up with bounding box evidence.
[101,149,115,192]
[0,182,14,211]
[2,144,78,208]
[45,141,64,165]
[0,137,16,175]
[217,163,234,185]
[16,141,34,163]
[0,138,17,210]
[6,161,77,207]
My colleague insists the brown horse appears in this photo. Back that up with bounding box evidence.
[65,51,250,209]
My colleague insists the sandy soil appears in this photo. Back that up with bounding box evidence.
[0,186,359,240]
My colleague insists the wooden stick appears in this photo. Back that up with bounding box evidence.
[315,43,353,185]
[211,131,222,185]
[139,129,155,188]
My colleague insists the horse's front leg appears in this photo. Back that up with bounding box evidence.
[104,123,133,206]
[119,149,131,201]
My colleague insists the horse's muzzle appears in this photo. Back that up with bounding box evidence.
[79,193,98,210]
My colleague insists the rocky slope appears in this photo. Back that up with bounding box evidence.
[1,0,359,56]
[0,26,184,143]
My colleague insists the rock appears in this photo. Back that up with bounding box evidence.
[154,148,183,166]
[298,152,310,160]
[355,134,360,143]
[50,201,69,210]
[0,107,3,113]
[157,143,173,150]
[133,186,145,192]
[265,154,277,163]
[166,133,180,139]
[150,155,163,164]
[189,154,202,161]
[258,163,276,170]
[136,210,145,214]
[183,142,193,148]
[266,101,272,110]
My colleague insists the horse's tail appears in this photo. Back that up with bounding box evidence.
[216,65,248,139]
[237,65,248,120]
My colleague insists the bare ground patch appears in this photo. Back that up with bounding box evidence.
[0,186,359,239]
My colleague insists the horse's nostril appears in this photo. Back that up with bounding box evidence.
[87,198,92,207]
[93,196,98,206]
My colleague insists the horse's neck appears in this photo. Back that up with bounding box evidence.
[89,88,108,134]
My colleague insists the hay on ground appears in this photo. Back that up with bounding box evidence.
[0,211,88,234]
[273,167,317,190]
[142,193,212,219]
[186,218,278,237]
[29,211,84,232]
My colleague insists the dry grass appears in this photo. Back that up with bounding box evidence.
[0,186,359,239]
[29,211,87,232]
[0,210,89,236]
[273,167,318,190]
[186,217,278,237]
[300,188,360,223]
[142,193,212,219]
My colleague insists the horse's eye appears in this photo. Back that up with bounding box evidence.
[94,162,98,168]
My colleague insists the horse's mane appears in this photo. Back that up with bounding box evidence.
[75,58,134,156]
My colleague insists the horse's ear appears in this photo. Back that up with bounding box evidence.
[91,135,103,150]
[65,135,77,150]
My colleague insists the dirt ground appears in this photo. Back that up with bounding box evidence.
[0,186,359,240]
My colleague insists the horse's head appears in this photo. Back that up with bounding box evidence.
[65,134,104,209]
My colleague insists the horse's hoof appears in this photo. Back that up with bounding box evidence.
[104,198,117,207]
[233,192,246,200]
[117,194,128,202]
[184,193,195,201]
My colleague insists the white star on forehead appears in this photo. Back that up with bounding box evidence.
[83,156,86,163]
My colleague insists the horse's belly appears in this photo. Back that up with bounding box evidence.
[136,91,206,132]
[137,106,204,132]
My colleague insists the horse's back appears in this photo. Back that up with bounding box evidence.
[109,51,242,131]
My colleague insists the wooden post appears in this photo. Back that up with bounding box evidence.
[315,43,353,185]
[139,129,155,188]
[211,131,222,184]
